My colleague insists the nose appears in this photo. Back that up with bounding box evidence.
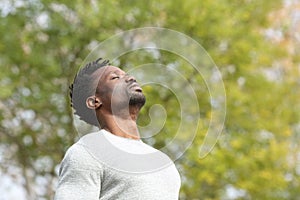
[125,75,136,83]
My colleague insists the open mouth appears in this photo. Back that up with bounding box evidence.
[129,83,143,92]
[134,87,142,92]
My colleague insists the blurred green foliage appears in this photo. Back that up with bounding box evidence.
[0,0,299,199]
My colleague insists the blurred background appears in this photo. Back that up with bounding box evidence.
[0,0,300,199]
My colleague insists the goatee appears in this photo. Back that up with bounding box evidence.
[129,92,146,108]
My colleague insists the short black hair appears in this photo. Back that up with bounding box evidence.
[69,58,110,126]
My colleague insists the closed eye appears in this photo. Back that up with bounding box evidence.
[111,76,119,80]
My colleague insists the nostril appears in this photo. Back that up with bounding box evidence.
[126,75,136,83]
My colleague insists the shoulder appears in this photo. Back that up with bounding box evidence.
[60,138,102,172]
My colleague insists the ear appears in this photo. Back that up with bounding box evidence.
[86,96,102,109]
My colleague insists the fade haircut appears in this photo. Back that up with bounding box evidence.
[69,58,110,126]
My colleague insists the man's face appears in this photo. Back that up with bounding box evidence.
[92,66,146,111]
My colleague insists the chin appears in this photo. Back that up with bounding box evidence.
[129,92,146,107]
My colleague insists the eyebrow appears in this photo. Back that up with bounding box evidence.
[109,70,127,76]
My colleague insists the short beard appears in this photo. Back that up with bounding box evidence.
[129,92,146,108]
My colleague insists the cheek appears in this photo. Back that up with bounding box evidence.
[112,85,129,99]
[101,85,128,103]
[97,86,113,105]
[113,85,132,104]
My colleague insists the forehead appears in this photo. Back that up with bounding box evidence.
[93,65,125,79]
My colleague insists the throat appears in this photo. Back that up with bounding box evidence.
[102,114,140,140]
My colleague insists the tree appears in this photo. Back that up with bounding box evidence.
[0,0,299,199]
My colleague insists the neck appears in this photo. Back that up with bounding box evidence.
[98,106,141,140]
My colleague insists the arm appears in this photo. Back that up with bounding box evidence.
[54,144,101,200]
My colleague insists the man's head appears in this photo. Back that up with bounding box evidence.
[70,58,146,127]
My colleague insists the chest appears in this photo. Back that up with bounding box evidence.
[100,165,181,199]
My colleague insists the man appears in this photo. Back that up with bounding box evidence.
[54,58,181,200]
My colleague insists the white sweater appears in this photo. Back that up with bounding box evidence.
[54,130,181,200]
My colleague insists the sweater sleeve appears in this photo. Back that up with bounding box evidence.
[54,144,102,200]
